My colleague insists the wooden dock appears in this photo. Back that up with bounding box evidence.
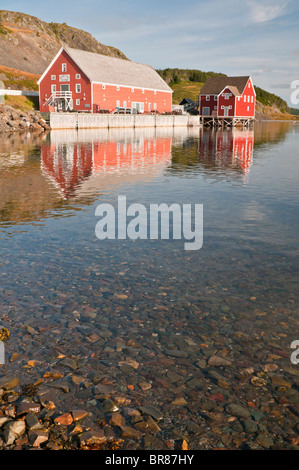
[201,116,254,128]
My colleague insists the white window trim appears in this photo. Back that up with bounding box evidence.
[62,63,67,72]
[51,75,56,80]
[76,84,81,93]
[76,74,81,79]
[206,95,210,101]
[102,84,106,89]
[76,99,80,105]
[51,84,56,93]
[244,95,246,102]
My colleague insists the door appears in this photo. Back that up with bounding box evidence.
[202,107,210,116]
[60,85,70,111]
[224,107,229,117]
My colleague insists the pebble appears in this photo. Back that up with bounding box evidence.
[3,420,26,445]
[208,355,232,367]
[226,404,250,418]
[0,376,19,390]
[138,405,163,421]
[54,413,73,426]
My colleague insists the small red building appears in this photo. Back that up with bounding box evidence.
[38,47,173,114]
[199,76,255,124]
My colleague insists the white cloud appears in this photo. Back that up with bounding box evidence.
[248,0,288,23]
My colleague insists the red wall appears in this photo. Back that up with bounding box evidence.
[200,95,218,116]
[235,79,255,117]
[92,83,172,114]
[217,87,236,117]
[39,49,92,112]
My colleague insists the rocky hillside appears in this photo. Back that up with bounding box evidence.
[0,10,127,76]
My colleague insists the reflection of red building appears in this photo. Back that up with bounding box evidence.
[198,128,254,177]
[41,134,172,198]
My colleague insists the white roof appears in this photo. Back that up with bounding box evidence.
[39,47,172,92]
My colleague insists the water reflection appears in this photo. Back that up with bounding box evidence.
[41,129,175,199]
[198,128,254,181]
[0,122,293,229]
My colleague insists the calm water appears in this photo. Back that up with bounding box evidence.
[0,122,298,449]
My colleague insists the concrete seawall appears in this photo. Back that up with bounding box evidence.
[50,113,200,130]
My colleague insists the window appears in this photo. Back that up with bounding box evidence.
[206,95,210,101]
[62,63,67,72]
[51,75,56,80]
[224,93,230,100]
[51,84,56,93]
[154,103,157,110]
[123,101,127,108]
[214,106,217,110]
[154,90,156,95]
[76,99,80,105]
[131,88,134,92]
[116,100,120,108]
[244,95,246,102]
[116,86,120,91]
[102,84,106,89]
[248,81,251,88]
[214,95,218,101]
[148,103,151,111]
[248,95,250,102]
[142,89,144,94]
[247,106,250,112]
[76,84,81,93]
[76,74,81,79]
[251,96,254,103]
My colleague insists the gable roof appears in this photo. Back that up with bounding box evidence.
[39,47,172,93]
[180,98,196,105]
[200,76,251,96]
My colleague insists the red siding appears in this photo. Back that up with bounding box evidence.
[217,87,236,117]
[92,83,171,114]
[235,78,255,117]
[200,95,218,116]
[39,49,92,112]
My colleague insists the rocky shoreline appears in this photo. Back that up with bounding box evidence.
[0,105,50,133]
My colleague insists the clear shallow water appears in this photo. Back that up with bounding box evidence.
[0,122,298,449]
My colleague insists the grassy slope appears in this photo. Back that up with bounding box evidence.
[0,64,40,91]
[4,94,38,111]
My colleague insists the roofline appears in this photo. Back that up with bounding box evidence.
[92,81,172,93]
[218,85,239,97]
[37,47,64,85]
[37,47,93,84]
[199,75,255,97]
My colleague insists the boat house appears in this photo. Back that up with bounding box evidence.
[199,76,255,126]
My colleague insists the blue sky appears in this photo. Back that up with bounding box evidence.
[1,0,299,106]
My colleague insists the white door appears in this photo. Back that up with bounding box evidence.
[224,107,229,117]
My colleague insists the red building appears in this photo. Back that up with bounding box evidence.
[199,76,255,122]
[38,47,173,114]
